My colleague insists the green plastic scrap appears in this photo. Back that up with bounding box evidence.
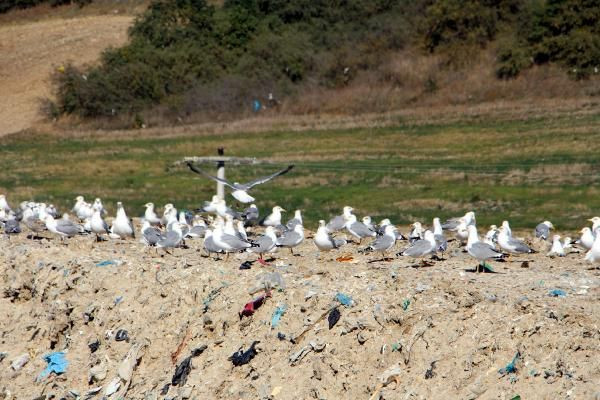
[402,299,410,311]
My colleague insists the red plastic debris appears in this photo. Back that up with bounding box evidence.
[239,291,271,319]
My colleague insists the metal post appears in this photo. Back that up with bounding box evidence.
[217,148,225,200]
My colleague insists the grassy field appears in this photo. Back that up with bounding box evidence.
[2,109,600,231]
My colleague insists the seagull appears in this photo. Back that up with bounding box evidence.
[93,198,107,216]
[45,215,83,240]
[534,221,554,240]
[589,217,600,232]
[362,216,375,231]
[584,232,600,269]
[286,210,303,231]
[364,225,396,261]
[276,224,305,256]
[161,203,178,226]
[144,203,162,226]
[3,216,21,237]
[377,219,405,240]
[157,222,184,252]
[455,220,469,243]
[23,214,46,238]
[203,229,224,259]
[409,222,424,244]
[186,162,294,203]
[0,194,12,212]
[241,204,259,226]
[547,234,565,257]
[261,206,285,227]
[90,207,110,241]
[186,218,208,239]
[442,211,475,230]
[432,217,448,257]
[247,226,278,265]
[213,219,253,260]
[314,220,346,257]
[141,219,163,246]
[498,225,533,254]
[110,202,135,239]
[344,214,376,244]
[501,220,512,237]
[326,206,354,232]
[484,225,498,248]
[466,225,505,272]
[579,227,595,250]
[399,230,437,265]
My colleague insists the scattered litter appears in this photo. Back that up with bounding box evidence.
[305,289,318,300]
[336,255,354,262]
[328,307,341,329]
[277,332,287,341]
[11,353,29,371]
[548,289,567,297]
[37,352,68,381]
[114,296,124,306]
[249,272,286,294]
[202,282,229,313]
[510,396,521,400]
[239,291,271,319]
[96,260,121,267]
[271,304,287,328]
[104,377,121,396]
[415,283,430,293]
[424,361,437,379]
[520,261,529,268]
[402,299,411,311]
[499,352,520,376]
[391,342,402,352]
[239,261,252,270]
[229,341,260,366]
[115,329,129,342]
[85,387,102,398]
[369,363,402,400]
[0,352,7,362]
[289,345,313,365]
[335,292,354,307]
[88,339,100,353]
[172,345,208,387]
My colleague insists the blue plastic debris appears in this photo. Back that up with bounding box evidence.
[402,299,411,311]
[96,260,117,267]
[271,305,287,328]
[498,352,520,376]
[335,292,354,307]
[114,296,124,306]
[548,289,567,297]
[37,352,68,381]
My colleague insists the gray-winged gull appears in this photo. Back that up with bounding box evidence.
[466,225,505,272]
[498,225,533,254]
[261,206,285,227]
[534,220,554,240]
[276,224,305,256]
[364,224,396,261]
[248,226,278,264]
[144,202,162,226]
[344,214,376,244]
[45,215,83,240]
[187,162,294,203]
[326,206,354,232]
[90,207,110,241]
[314,220,346,257]
[286,210,303,231]
[399,230,436,265]
[547,234,565,257]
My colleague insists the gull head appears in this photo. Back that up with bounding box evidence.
[145,202,154,208]
[380,218,391,226]
[552,234,561,241]
[543,220,554,229]
[581,227,591,234]
[75,195,84,202]
[273,206,285,213]
[362,216,372,225]
[318,219,326,228]
[588,216,600,224]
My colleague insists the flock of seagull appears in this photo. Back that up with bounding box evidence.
[2,192,600,271]
[1,162,600,271]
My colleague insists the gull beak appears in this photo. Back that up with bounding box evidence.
[280,208,286,212]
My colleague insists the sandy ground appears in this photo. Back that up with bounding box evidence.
[0,223,599,399]
[0,15,133,136]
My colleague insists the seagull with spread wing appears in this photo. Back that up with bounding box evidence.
[186,162,294,203]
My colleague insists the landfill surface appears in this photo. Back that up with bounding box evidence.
[1,224,599,400]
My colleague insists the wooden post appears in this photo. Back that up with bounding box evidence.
[217,148,225,200]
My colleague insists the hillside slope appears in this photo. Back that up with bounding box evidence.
[0,15,132,136]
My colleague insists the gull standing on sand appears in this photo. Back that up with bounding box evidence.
[314,220,347,256]
[286,210,303,231]
[90,207,110,241]
[276,224,305,256]
[578,227,595,250]
[442,211,476,230]
[203,229,224,259]
[377,218,405,240]
[535,221,554,240]
[262,206,285,227]
[0,194,12,212]
[212,219,253,259]
[584,231,600,269]
[187,162,294,203]
[344,214,376,244]
[157,222,184,252]
[498,225,533,254]
[110,202,135,239]
[248,226,279,265]
[409,222,424,244]
[141,219,163,246]
[242,204,259,226]
[466,225,505,272]
[327,206,354,232]
[399,230,437,264]
[362,216,375,231]
[144,203,162,226]
[186,218,208,239]
[432,217,448,256]
[45,215,82,240]
[364,224,396,261]
[547,234,566,257]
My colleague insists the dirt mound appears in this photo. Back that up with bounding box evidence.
[0,225,599,399]
[0,15,132,136]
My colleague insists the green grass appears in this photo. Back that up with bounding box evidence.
[2,111,600,231]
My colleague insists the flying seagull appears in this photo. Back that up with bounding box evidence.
[186,162,294,203]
